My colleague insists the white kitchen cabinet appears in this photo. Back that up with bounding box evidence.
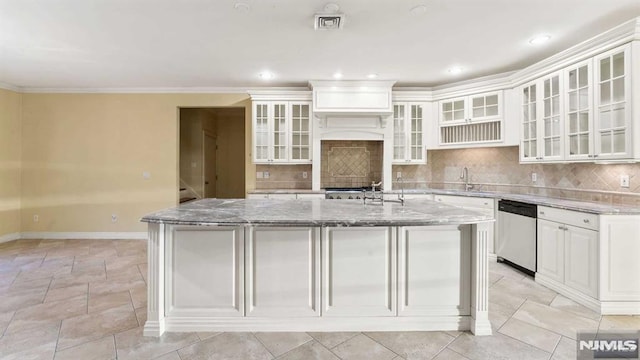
[536,207,598,299]
[438,91,503,145]
[252,101,311,164]
[565,59,594,160]
[246,227,320,317]
[593,44,632,160]
[322,227,396,316]
[520,71,564,162]
[392,102,426,164]
[165,226,244,317]
[398,226,470,316]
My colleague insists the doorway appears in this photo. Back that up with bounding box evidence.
[179,107,246,202]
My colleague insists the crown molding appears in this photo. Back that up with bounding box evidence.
[430,71,515,100]
[392,90,434,102]
[247,89,312,101]
[17,86,258,94]
[0,81,23,92]
[510,17,640,87]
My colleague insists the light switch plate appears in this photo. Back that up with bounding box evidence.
[531,172,537,182]
[621,174,630,188]
[302,171,308,179]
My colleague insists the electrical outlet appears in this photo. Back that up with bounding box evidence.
[531,172,537,182]
[33,215,39,222]
[142,171,151,180]
[302,171,308,179]
[397,171,402,178]
[621,174,630,188]
[111,214,118,223]
[263,171,270,179]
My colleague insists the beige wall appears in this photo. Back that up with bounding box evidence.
[21,93,252,233]
[215,108,245,198]
[0,89,22,237]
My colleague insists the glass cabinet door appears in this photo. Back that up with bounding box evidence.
[469,93,500,121]
[393,104,406,161]
[290,103,311,162]
[542,73,562,159]
[440,98,466,123]
[253,103,270,162]
[410,105,423,161]
[595,45,630,159]
[565,61,592,159]
[521,83,538,161]
[271,103,288,161]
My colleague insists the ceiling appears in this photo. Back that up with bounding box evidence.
[1,0,639,90]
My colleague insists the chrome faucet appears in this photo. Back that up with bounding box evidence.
[395,176,405,205]
[460,167,474,191]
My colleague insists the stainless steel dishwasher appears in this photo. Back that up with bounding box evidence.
[496,200,537,276]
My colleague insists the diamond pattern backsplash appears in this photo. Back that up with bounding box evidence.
[327,147,370,177]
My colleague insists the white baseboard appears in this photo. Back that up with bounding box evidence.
[6,232,148,241]
[0,232,21,244]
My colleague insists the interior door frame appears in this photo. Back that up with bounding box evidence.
[203,130,217,198]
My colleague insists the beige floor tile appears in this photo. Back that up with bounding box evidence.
[308,332,360,349]
[277,340,339,360]
[599,315,640,331]
[432,348,470,360]
[7,276,51,293]
[130,284,147,308]
[154,351,182,360]
[138,263,148,283]
[549,294,601,321]
[332,334,397,360]
[512,300,599,339]
[254,332,313,357]
[197,331,222,340]
[489,288,526,313]
[114,326,200,360]
[14,294,87,322]
[0,310,14,335]
[2,340,58,360]
[45,283,88,303]
[88,290,132,313]
[492,276,557,306]
[550,336,577,360]
[499,317,561,352]
[51,267,106,289]
[15,263,72,282]
[58,304,138,350]
[89,276,145,296]
[107,264,144,282]
[54,335,116,360]
[0,319,60,358]
[178,332,273,360]
[0,288,47,313]
[135,307,147,327]
[364,331,455,360]
[489,272,503,286]
[106,254,147,273]
[0,270,18,287]
[489,262,527,281]
[448,332,551,360]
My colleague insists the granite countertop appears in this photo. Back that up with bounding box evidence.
[141,198,494,227]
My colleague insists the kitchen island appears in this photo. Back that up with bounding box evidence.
[141,198,494,337]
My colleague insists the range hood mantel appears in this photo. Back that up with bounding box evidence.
[309,80,396,119]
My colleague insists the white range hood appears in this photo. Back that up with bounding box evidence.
[308,80,396,119]
[309,80,396,191]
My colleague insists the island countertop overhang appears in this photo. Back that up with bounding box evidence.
[140,198,494,227]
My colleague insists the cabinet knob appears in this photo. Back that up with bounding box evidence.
[540,211,545,215]
[583,219,590,223]
[593,154,599,158]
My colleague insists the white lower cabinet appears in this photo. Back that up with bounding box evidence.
[246,227,320,317]
[537,207,598,299]
[166,226,244,317]
[398,226,470,316]
[322,227,396,316]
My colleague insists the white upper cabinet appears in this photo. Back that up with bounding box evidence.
[593,44,632,160]
[252,101,312,164]
[393,103,426,164]
[565,59,593,161]
[438,91,503,146]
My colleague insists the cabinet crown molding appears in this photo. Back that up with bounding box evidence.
[248,89,312,101]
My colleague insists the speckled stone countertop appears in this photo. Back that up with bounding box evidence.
[141,198,494,227]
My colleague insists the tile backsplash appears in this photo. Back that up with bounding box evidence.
[256,145,640,205]
[321,140,382,188]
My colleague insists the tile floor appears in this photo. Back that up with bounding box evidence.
[0,238,639,359]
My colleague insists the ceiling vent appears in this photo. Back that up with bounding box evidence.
[315,14,345,30]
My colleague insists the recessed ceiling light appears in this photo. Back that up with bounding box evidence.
[333,72,343,79]
[448,67,463,75]
[234,2,250,13]
[367,73,378,79]
[409,5,427,16]
[529,34,551,45]
[259,71,274,80]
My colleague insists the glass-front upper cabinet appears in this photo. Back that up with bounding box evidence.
[565,59,592,160]
[252,101,312,164]
[594,44,632,159]
[521,82,539,162]
[393,103,425,164]
[542,73,563,161]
